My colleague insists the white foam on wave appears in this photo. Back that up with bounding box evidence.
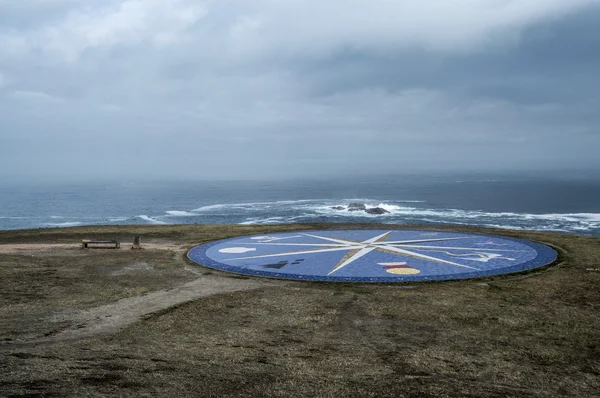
[192,204,230,212]
[375,203,402,212]
[145,198,600,233]
[570,225,594,231]
[438,210,600,225]
[482,223,527,230]
[192,199,323,212]
[305,201,600,233]
[137,215,167,225]
[329,204,600,224]
[108,217,129,222]
[192,198,600,226]
[191,199,426,215]
[239,217,285,225]
[165,210,199,217]
[44,221,83,228]
[525,213,600,223]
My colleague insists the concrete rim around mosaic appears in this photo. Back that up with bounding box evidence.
[187,230,558,282]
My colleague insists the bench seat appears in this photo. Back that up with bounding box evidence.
[81,239,120,249]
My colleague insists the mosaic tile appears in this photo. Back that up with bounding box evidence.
[187,230,557,282]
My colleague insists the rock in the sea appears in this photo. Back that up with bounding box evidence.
[330,206,345,210]
[365,207,390,215]
[347,203,367,211]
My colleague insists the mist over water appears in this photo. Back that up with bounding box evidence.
[1,174,599,236]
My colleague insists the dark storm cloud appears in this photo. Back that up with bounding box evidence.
[297,4,600,104]
[0,0,599,181]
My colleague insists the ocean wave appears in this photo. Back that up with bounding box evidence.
[189,198,600,226]
[192,199,324,212]
[525,213,600,222]
[323,204,600,224]
[419,210,600,225]
[240,217,286,225]
[44,221,83,228]
[481,223,527,230]
[192,199,426,215]
[570,225,595,231]
[227,200,600,234]
[137,215,168,225]
[192,204,230,212]
[108,217,129,222]
[18,197,596,234]
[165,210,199,217]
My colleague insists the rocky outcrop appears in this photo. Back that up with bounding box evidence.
[347,203,367,211]
[330,203,390,215]
[365,207,390,215]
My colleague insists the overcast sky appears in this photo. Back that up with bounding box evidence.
[0,0,599,181]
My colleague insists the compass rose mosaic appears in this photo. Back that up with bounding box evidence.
[187,230,557,282]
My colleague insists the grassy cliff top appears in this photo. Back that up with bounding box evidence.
[0,224,598,397]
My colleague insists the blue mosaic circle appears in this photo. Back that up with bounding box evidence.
[187,230,557,282]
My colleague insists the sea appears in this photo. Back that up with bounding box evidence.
[1,173,599,236]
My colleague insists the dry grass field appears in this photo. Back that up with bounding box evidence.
[0,224,598,397]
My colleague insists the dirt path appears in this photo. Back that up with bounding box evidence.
[46,274,275,342]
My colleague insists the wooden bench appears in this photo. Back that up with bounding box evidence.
[81,239,120,249]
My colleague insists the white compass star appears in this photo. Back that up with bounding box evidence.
[223,231,528,275]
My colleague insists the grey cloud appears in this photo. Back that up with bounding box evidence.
[0,0,599,181]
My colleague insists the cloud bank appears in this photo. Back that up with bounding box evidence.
[0,0,599,180]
